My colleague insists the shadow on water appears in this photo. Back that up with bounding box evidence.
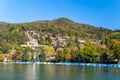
[0,64,120,80]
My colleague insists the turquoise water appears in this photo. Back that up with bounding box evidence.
[0,63,120,80]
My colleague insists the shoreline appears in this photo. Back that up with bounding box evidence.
[1,61,120,68]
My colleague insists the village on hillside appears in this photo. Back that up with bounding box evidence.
[1,29,108,63]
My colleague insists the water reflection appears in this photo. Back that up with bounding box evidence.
[0,64,120,80]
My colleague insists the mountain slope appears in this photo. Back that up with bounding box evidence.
[0,18,120,63]
[13,18,112,39]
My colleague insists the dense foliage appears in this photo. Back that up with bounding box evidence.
[0,18,120,63]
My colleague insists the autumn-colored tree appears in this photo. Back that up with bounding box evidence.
[79,40,98,63]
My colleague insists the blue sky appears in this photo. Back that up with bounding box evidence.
[0,0,119,30]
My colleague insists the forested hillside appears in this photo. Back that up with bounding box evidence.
[0,18,120,63]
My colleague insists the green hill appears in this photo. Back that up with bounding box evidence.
[15,18,112,39]
[0,18,120,63]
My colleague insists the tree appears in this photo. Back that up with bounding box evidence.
[63,48,71,62]
[22,47,32,61]
[55,50,65,62]
[79,40,98,63]
[109,39,120,63]
[13,46,23,61]
[97,47,108,63]
[0,54,4,61]
[39,47,46,62]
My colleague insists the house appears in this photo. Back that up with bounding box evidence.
[30,31,38,35]
[21,31,39,49]
[56,48,64,51]
[27,38,38,47]
[46,54,56,61]
[91,39,101,44]
[78,39,85,48]
[1,54,13,62]
[78,39,85,44]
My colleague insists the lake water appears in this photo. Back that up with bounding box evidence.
[0,63,120,80]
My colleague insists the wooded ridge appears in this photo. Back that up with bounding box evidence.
[0,18,120,63]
